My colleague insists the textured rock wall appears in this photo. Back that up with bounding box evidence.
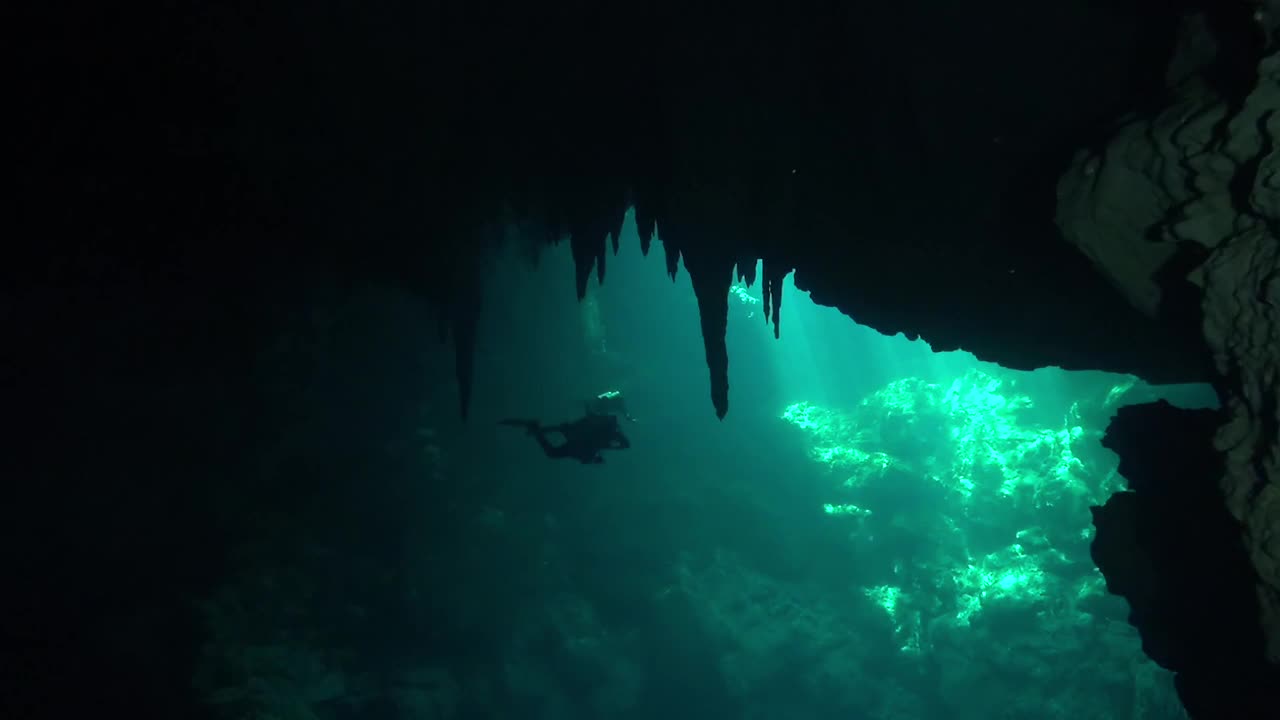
[1058,14,1280,711]
[1092,402,1275,715]
[1188,49,1280,658]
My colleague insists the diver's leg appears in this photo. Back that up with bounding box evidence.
[532,426,571,458]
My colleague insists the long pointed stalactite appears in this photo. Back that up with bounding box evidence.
[761,258,791,340]
[560,202,742,421]
[682,246,736,420]
[436,252,483,421]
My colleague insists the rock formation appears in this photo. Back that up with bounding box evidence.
[1058,11,1280,713]
[9,1,1279,717]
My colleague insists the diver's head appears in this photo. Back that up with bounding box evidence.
[588,390,628,417]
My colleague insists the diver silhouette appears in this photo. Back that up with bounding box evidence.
[500,404,632,464]
[584,389,636,423]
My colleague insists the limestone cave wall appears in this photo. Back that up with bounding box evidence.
[1059,14,1280,714]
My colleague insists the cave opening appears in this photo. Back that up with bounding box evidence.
[438,216,1220,718]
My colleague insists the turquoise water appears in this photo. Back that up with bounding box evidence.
[195,218,1209,719]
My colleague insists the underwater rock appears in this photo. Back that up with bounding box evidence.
[501,593,644,718]
[665,550,878,715]
[782,373,1182,717]
[1092,401,1280,717]
[1059,14,1280,712]
[783,370,1120,515]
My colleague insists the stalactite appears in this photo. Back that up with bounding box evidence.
[450,301,479,420]
[567,191,630,296]
[596,233,607,285]
[736,256,757,287]
[663,238,681,280]
[609,201,626,257]
[762,258,791,339]
[683,246,735,419]
[569,225,606,300]
[635,204,657,256]
[434,257,481,420]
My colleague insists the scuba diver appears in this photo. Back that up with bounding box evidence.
[500,391,634,464]
[584,390,636,423]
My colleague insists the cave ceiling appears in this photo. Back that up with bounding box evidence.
[16,1,1240,419]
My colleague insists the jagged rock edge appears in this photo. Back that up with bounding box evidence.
[440,203,776,421]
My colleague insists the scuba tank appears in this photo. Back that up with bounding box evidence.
[586,390,633,421]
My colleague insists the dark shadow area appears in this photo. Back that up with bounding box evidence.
[1091,401,1280,718]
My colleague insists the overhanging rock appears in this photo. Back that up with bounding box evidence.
[1059,16,1280,715]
